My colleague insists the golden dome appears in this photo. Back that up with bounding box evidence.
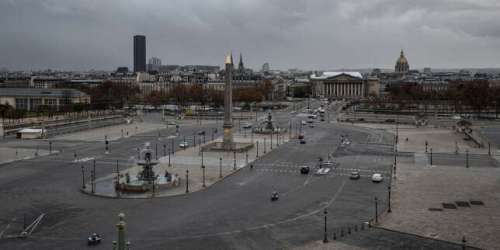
[395,49,410,73]
[397,50,407,64]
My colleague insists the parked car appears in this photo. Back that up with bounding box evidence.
[243,123,252,129]
[350,171,360,180]
[197,130,206,135]
[301,120,307,125]
[371,173,383,183]
[179,142,189,148]
[298,134,304,140]
[315,168,331,175]
[300,166,310,174]
[87,233,102,246]
[300,139,306,144]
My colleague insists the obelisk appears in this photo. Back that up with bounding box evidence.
[223,53,234,150]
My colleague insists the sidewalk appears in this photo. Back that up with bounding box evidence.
[0,146,57,165]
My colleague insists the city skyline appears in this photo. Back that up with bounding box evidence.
[1,0,500,71]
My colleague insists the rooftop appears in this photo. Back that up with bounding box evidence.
[310,71,363,80]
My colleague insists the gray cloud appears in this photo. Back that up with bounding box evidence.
[1,0,499,71]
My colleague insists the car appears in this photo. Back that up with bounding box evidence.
[197,131,206,135]
[243,123,252,129]
[309,124,315,128]
[179,142,189,148]
[300,166,310,174]
[371,173,383,183]
[320,118,325,122]
[301,120,307,125]
[167,121,177,125]
[87,233,102,246]
[298,134,304,139]
[307,119,313,124]
[271,191,279,201]
[350,171,361,180]
[315,168,331,175]
[300,139,306,144]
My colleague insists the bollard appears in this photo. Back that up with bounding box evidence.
[354,225,358,232]
[348,227,351,234]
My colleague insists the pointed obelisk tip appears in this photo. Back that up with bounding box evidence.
[225,53,233,65]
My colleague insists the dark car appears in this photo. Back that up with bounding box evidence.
[350,171,360,180]
[300,139,306,144]
[300,166,310,174]
[197,131,206,135]
[271,191,279,201]
[87,233,102,246]
[298,134,304,140]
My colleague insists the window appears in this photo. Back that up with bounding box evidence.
[44,98,57,105]
[15,98,28,110]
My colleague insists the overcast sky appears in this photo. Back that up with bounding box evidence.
[1,0,500,71]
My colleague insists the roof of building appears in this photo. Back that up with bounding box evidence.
[310,71,363,80]
[0,88,89,98]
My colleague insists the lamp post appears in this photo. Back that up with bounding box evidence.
[168,145,171,167]
[245,151,248,164]
[81,165,85,189]
[185,170,189,193]
[264,138,267,154]
[49,140,52,154]
[388,185,392,213]
[466,149,469,168]
[155,143,158,160]
[270,133,273,150]
[323,209,328,243]
[233,151,237,170]
[374,196,378,224]
[202,165,206,188]
[430,148,433,165]
[219,157,223,178]
[256,141,259,158]
[171,138,175,155]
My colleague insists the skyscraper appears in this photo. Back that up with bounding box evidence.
[133,35,146,73]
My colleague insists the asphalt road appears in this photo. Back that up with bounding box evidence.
[0,102,463,249]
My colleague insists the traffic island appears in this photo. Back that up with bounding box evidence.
[80,133,292,199]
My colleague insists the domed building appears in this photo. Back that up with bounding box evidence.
[395,50,410,73]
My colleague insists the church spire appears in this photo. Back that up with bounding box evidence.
[238,53,244,71]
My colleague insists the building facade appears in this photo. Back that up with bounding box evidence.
[310,72,372,99]
[133,35,146,73]
[0,88,90,111]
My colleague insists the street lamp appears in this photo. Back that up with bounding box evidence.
[323,209,328,243]
[49,141,52,154]
[388,185,392,213]
[233,151,237,170]
[202,165,206,188]
[466,149,469,168]
[219,157,223,178]
[185,170,189,193]
[256,141,259,158]
[374,196,378,224]
[81,165,85,189]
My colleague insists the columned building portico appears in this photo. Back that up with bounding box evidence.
[310,72,367,99]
